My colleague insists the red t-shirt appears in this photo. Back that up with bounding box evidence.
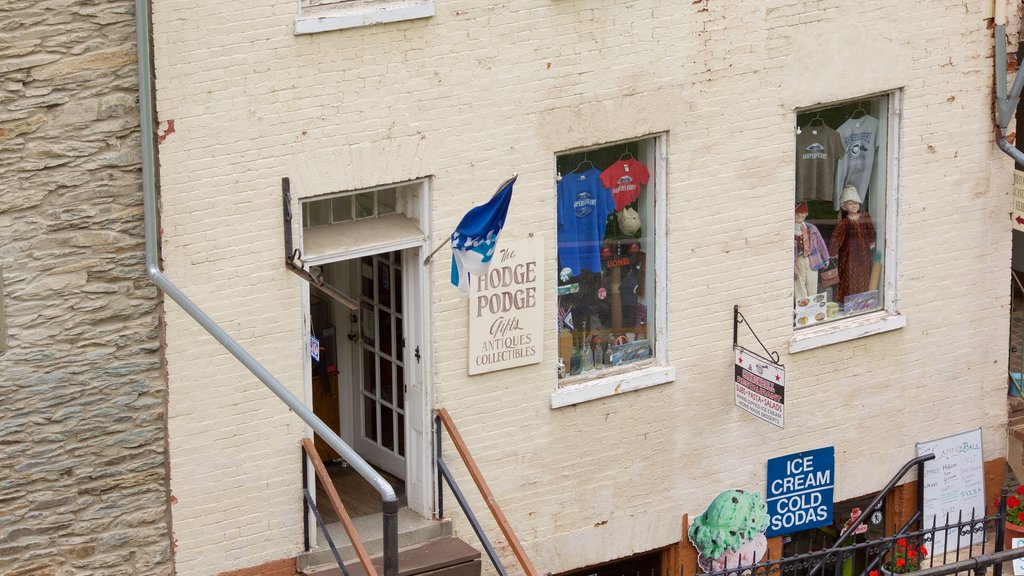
[600,159,650,211]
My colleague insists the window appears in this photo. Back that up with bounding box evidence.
[302,183,410,229]
[294,0,434,35]
[792,92,901,345]
[554,136,664,389]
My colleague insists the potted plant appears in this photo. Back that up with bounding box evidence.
[1003,487,1024,549]
[871,538,928,576]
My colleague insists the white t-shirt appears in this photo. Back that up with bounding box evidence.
[833,114,879,210]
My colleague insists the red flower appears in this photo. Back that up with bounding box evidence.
[907,550,917,560]
[870,571,879,576]
[919,545,928,557]
[896,558,906,568]
[1009,495,1021,508]
[1016,485,1024,495]
[1017,512,1024,524]
[896,538,907,547]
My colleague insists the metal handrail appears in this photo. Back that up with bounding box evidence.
[808,453,935,576]
[133,2,398,574]
[301,438,378,576]
[303,488,350,576]
[435,408,539,576]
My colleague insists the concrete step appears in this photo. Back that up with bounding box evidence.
[299,508,452,574]
[309,537,481,576]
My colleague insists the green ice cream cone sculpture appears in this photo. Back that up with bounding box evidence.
[689,490,770,573]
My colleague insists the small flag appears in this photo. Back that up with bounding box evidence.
[450,175,516,293]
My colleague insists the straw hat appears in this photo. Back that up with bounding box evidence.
[839,184,862,205]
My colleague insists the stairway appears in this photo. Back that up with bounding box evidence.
[308,537,481,576]
[299,509,480,576]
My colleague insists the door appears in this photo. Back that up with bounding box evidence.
[352,251,407,479]
[310,296,341,461]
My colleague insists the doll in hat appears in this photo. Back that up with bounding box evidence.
[829,184,875,305]
[794,202,830,300]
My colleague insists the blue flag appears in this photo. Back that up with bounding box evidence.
[450,175,516,293]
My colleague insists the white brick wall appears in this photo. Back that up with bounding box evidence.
[152,0,1016,574]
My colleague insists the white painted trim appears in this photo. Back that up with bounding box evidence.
[551,366,676,409]
[550,133,672,409]
[789,311,906,353]
[306,236,427,267]
[790,90,905,353]
[295,0,434,35]
[653,135,669,361]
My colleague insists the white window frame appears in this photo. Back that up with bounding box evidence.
[790,90,905,353]
[550,134,675,409]
[294,0,434,35]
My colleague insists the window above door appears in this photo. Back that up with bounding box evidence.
[300,179,429,265]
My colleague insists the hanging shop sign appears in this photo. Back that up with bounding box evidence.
[734,346,785,428]
[468,237,544,375]
[1014,170,1024,233]
[916,428,985,554]
[765,446,835,537]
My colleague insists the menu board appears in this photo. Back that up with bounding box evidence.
[916,428,985,553]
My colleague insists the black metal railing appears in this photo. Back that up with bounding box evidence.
[692,489,1014,576]
[435,408,538,576]
[303,488,351,576]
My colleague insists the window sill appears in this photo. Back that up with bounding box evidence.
[789,310,906,353]
[550,365,676,409]
[294,0,434,35]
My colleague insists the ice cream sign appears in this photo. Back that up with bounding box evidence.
[765,446,835,537]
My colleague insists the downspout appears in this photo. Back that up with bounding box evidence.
[995,1,1024,165]
[133,3,400,568]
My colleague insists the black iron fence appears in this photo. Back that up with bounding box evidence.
[693,491,1024,576]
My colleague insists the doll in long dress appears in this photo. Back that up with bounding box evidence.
[829,185,875,305]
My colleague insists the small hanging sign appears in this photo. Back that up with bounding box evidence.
[733,305,785,427]
[310,334,320,362]
[734,346,785,428]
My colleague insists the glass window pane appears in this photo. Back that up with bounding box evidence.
[377,259,391,308]
[378,310,392,356]
[361,301,374,347]
[378,188,397,215]
[397,364,404,407]
[381,408,394,451]
[361,257,374,300]
[394,268,403,314]
[555,138,655,381]
[331,195,352,223]
[355,192,375,219]
[794,95,887,328]
[397,413,405,457]
[306,199,329,227]
[381,361,393,404]
[363,396,377,442]
[362,349,376,393]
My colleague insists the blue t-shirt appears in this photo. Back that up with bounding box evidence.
[557,168,616,276]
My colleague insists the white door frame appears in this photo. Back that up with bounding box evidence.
[298,182,433,520]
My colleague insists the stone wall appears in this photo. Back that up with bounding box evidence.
[0,1,172,574]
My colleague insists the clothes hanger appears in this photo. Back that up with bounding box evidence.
[618,151,634,161]
[571,156,595,173]
[850,102,867,119]
[807,112,825,127]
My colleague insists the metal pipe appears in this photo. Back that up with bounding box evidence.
[133,0,397,505]
[382,499,400,576]
[994,22,1024,166]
